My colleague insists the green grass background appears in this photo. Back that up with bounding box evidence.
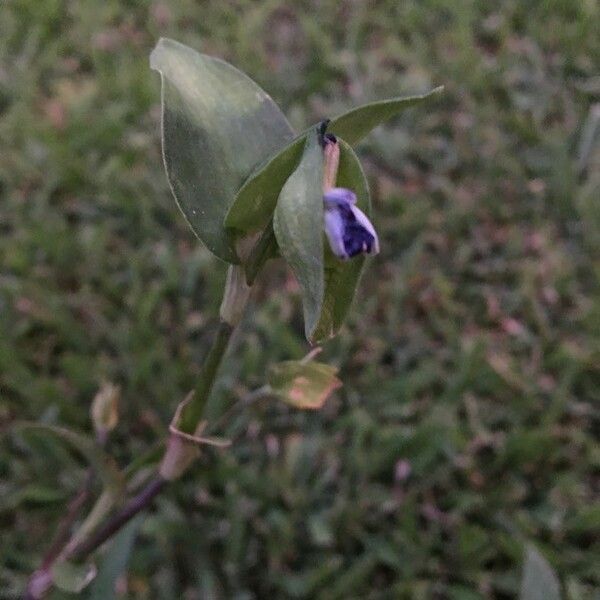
[1,1,599,598]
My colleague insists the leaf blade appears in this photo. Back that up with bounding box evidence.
[273,131,325,340]
[150,38,294,262]
[328,86,444,145]
[225,134,306,235]
[268,360,342,410]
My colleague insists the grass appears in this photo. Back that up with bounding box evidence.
[1,0,599,598]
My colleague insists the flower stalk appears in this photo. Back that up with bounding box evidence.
[158,263,249,479]
[24,264,251,599]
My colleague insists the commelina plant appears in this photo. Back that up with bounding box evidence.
[22,38,441,598]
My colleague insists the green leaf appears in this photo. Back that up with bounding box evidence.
[51,560,97,594]
[150,38,294,263]
[225,87,441,238]
[268,360,342,409]
[225,135,306,236]
[328,86,444,145]
[520,545,561,600]
[273,131,325,339]
[15,423,123,493]
[88,516,142,600]
[310,139,371,343]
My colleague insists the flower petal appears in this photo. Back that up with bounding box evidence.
[350,205,380,255]
[323,187,357,207]
[324,208,348,258]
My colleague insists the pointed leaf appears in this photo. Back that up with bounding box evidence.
[226,87,441,238]
[15,422,122,493]
[273,131,324,340]
[328,86,444,145]
[310,140,371,343]
[268,360,342,410]
[519,545,561,600]
[150,38,294,263]
[225,135,306,235]
[51,560,97,593]
[89,516,142,600]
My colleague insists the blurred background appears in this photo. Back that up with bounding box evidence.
[1,1,599,598]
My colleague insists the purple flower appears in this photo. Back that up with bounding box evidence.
[323,188,380,260]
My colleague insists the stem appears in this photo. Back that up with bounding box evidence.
[23,264,252,599]
[59,312,236,565]
[71,303,243,556]
[40,471,94,569]
[177,263,250,433]
[177,320,235,433]
[66,476,166,563]
[24,476,93,600]
[69,269,247,552]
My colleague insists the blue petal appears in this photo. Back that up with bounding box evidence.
[323,187,357,207]
[349,204,379,255]
[339,204,377,257]
[324,207,347,258]
[323,187,379,259]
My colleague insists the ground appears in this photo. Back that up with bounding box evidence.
[1,1,599,598]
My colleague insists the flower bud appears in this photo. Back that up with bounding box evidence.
[322,134,340,192]
[91,382,120,439]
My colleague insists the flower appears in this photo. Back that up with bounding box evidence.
[323,187,380,259]
[319,128,379,261]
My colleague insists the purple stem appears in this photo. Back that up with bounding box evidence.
[66,475,167,562]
